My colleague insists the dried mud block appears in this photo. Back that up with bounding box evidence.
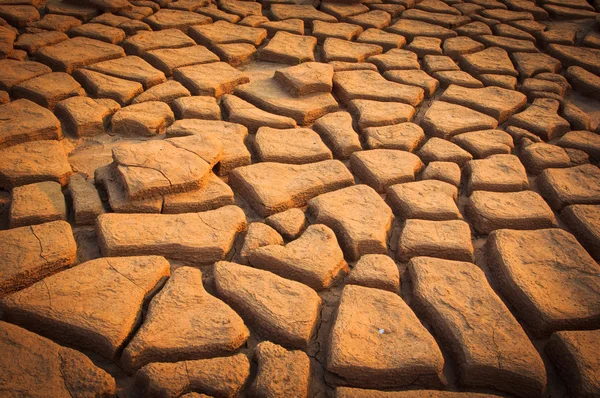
[0,256,170,359]
[487,228,600,337]
[229,160,354,216]
[409,257,546,398]
[308,185,393,261]
[537,164,600,210]
[134,354,250,398]
[214,261,321,348]
[121,266,249,373]
[97,205,247,262]
[328,285,446,389]
[0,220,76,297]
[0,321,116,398]
[397,219,474,262]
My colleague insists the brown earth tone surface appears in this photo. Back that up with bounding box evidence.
[0,0,599,396]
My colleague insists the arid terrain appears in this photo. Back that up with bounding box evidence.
[0,0,599,396]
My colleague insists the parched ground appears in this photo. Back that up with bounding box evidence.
[0,0,600,396]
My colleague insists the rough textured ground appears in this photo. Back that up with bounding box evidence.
[0,0,599,397]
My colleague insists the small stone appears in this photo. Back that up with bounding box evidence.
[259,31,317,64]
[421,101,499,139]
[546,330,600,398]
[97,205,247,262]
[13,72,84,111]
[121,266,249,373]
[274,62,333,97]
[345,10,391,30]
[363,122,425,151]
[561,204,600,260]
[214,261,321,347]
[348,99,416,131]
[220,0,261,17]
[466,190,556,234]
[68,173,104,225]
[562,103,591,132]
[112,101,175,137]
[451,129,514,158]
[465,154,528,195]
[319,2,368,20]
[397,219,474,262]
[487,228,600,337]
[328,284,446,388]
[44,0,99,21]
[387,180,460,221]
[54,96,112,137]
[403,8,470,29]
[251,341,311,398]
[0,321,116,397]
[417,137,473,167]
[409,257,547,397]
[142,45,219,76]
[312,111,362,159]
[122,28,195,56]
[308,184,393,260]
[196,6,240,23]
[479,73,517,89]
[240,222,283,261]
[134,354,250,398]
[9,181,66,228]
[0,220,76,297]
[537,164,600,210]
[1,256,170,358]
[35,36,125,73]
[265,208,307,240]
[0,140,72,189]
[346,254,400,292]
[171,96,220,120]
[350,149,423,193]
[333,69,424,106]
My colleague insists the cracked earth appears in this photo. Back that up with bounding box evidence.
[0,0,599,397]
